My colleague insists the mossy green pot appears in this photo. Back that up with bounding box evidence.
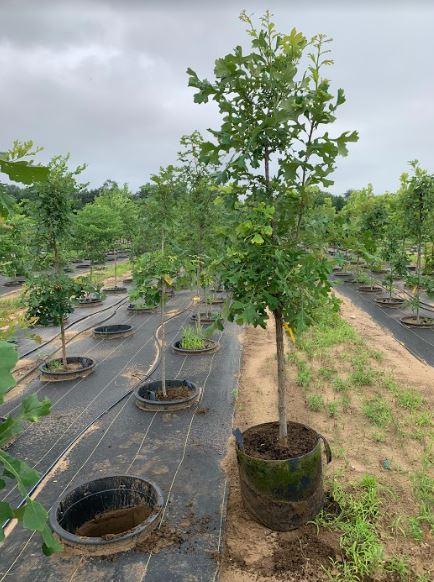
[236,421,331,531]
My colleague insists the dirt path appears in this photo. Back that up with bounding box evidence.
[221,293,433,581]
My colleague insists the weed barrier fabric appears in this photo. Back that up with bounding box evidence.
[0,293,191,507]
[334,280,434,367]
[0,292,241,582]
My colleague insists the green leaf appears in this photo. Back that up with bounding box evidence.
[0,450,40,496]
[251,233,264,245]
[0,340,18,399]
[21,395,51,422]
[0,159,49,185]
[41,524,63,555]
[16,499,48,532]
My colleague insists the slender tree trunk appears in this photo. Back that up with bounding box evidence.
[416,190,423,323]
[196,263,201,330]
[160,278,166,396]
[416,237,422,323]
[114,249,118,287]
[53,240,61,275]
[60,319,67,369]
[273,309,288,445]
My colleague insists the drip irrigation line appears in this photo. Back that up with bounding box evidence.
[1,298,193,535]
[19,295,129,360]
[11,297,130,389]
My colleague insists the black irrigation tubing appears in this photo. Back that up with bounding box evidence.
[1,298,194,534]
[19,295,129,360]
[12,296,130,388]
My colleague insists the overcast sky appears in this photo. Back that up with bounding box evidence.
[1,0,433,195]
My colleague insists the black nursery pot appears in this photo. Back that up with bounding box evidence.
[103,286,127,294]
[172,338,218,355]
[400,315,434,328]
[134,379,200,412]
[78,297,103,308]
[358,285,382,293]
[236,421,332,531]
[127,303,157,313]
[4,276,26,287]
[375,297,404,308]
[93,324,134,339]
[190,312,219,325]
[49,475,163,556]
[39,356,95,382]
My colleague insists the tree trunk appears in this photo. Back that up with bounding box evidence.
[160,279,166,396]
[416,237,422,323]
[60,319,67,369]
[114,249,118,287]
[273,309,288,445]
[53,240,61,275]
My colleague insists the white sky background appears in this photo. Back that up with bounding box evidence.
[1,0,433,195]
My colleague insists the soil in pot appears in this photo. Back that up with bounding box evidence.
[76,505,152,538]
[400,316,434,328]
[155,385,190,400]
[243,422,318,461]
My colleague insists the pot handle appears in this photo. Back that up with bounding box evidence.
[318,433,332,464]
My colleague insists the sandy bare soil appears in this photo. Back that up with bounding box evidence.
[221,293,433,581]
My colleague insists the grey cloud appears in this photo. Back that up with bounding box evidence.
[0,0,433,194]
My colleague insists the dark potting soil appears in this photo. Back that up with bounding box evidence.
[156,385,191,401]
[75,504,152,539]
[243,423,318,460]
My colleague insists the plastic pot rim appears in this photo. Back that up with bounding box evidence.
[236,420,326,464]
[134,379,199,407]
[49,475,163,546]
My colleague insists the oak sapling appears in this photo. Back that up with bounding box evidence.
[188,12,358,445]
[400,162,434,323]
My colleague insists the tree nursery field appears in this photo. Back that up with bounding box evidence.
[0,9,432,582]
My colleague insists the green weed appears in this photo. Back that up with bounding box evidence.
[180,326,205,350]
[383,555,410,580]
[318,366,335,381]
[396,389,423,410]
[333,377,351,393]
[363,396,393,427]
[316,474,383,580]
[307,394,323,412]
[327,401,339,418]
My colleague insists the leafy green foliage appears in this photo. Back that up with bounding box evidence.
[315,475,383,580]
[180,327,206,350]
[132,250,180,306]
[22,274,88,326]
[0,341,61,554]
